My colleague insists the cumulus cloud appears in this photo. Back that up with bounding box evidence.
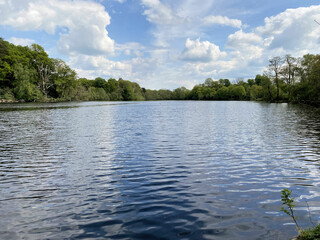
[141,0,205,47]
[141,0,182,25]
[180,38,226,62]
[227,30,262,47]
[69,55,131,72]
[8,37,35,46]
[69,54,164,88]
[0,0,114,56]
[69,54,132,82]
[203,15,242,28]
[226,30,264,61]
[255,5,320,55]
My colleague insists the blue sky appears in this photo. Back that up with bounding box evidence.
[0,0,320,89]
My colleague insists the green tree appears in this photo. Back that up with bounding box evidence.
[216,86,229,100]
[119,79,135,101]
[13,63,43,101]
[247,79,255,87]
[219,79,231,87]
[269,56,283,100]
[190,85,204,100]
[255,74,263,86]
[107,78,118,93]
[261,75,274,101]
[204,78,215,87]
[230,85,246,100]
[250,85,264,100]
[51,59,77,100]
[94,77,107,89]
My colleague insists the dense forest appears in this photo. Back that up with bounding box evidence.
[0,38,319,106]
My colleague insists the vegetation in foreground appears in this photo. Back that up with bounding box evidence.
[281,189,320,240]
[297,225,320,240]
[0,38,319,106]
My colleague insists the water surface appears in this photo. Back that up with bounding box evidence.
[0,101,319,239]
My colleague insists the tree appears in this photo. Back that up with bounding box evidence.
[250,85,264,100]
[230,85,246,100]
[261,75,273,101]
[255,74,263,86]
[94,77,107,89]
[158,89,173,100]
[219,79,231,87]
[281,54,297,100]
[0,38,9,60]
[204,78,215,87]
[173,87,189,100]
[202,87,216,100]
[269,56,283,100]
[107,78,118,93]
[247,79,255,87]
[216,86,229,100]
[190,85,204,100]
[51,59,77,99]
[119,79,135,101]
[78,78,93,89]
[30,44,54,97]
[13,63,43,101]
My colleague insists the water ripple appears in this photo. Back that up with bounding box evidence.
[0,101,319,239]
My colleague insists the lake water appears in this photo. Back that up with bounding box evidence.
[0,101,319,240]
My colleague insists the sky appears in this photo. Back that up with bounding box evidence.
[0,0,320,90]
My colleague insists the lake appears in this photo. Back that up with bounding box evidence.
[0,101,319,240]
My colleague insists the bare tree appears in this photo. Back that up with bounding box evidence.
[36,62,54,98]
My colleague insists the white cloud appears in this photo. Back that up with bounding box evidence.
[227,30,262,48]
[255,5,320,55]
[8,37,35,46]
[0,0,114,56]
[141,0,203,47]
[175,0,215,19]
[69,55,132,81]
[214,5,320,79]
[69,54,163,88]
[203,15,242,28]
[180,38,226,62]
[226,30,263,61]
[69,55,131,72]
[141,0,182,25]
[115,42,146,57]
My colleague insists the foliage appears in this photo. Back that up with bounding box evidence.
[281,189,320,240]
[13,63,43,101]
[281,189,301,232]
[297,224,320,240]
[0,87,14,100]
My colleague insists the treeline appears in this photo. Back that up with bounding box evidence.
[0,38,319,106]
[177,54,320,106]
[0,38,148,102]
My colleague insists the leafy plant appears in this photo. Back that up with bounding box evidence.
[297,224,320,240]
[281,188,301,232]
